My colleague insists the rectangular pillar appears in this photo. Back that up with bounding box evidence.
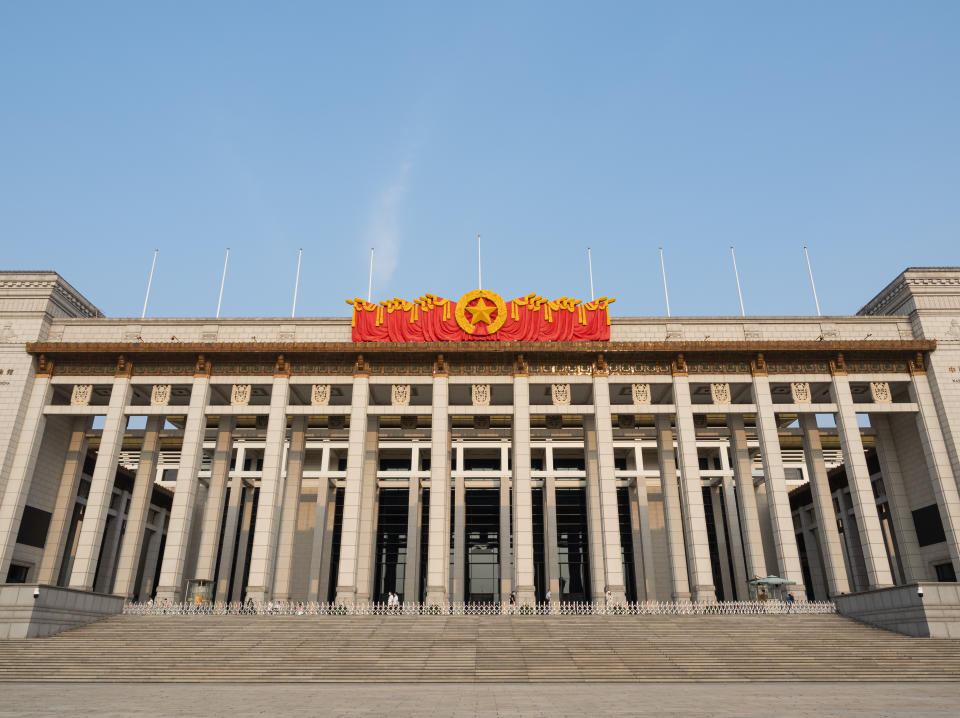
[215,472,245,602]
[335,375,370,605]
[94,491,128,593]
[194,416,236,582]
[112,415,164,598]
[718,442,748,599]
[139,515,165,600]
[154,374,210,601]
[510,375,536,605]
[673,375,717,601]
[870,414,925,582]
[306,447,333,602]
[0,373,52,581]
[590,375,626,601]
[245,375,291,602]
[498,445,512,602]
[69,376,132,591]
[231,488,254,602]
[273,416,307,601]
[453,474,466,602]
[425,374,451,606]
[402,476,421,602]
[583,417,607,601]
[543,473,561,599]
[655,414,690,601]
[726,414,767,583]
[798,413,849,596]
[37,417,91,585]
[752,376,807,598]
[710,484,734,600]
[354,416,379,602]
[831,373,894,589]
[628,471,655,601]
[910,372,960,579]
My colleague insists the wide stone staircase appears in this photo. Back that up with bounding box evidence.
[1,613,960,682]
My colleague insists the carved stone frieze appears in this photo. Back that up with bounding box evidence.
[631,383,651,406]
[391,384,411,407]
[790,382,811,404]
[70,384,92,407]
[710,383,731,405]
[471,384,491,407]
[551,383,571,407]
[230,384,251,407]
[870,381,892,404]
[151,384,171,407]
[311,384,331,406]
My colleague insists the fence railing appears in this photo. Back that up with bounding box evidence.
[122,599,836,617]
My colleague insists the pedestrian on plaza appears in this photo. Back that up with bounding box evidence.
[509,591,516,612]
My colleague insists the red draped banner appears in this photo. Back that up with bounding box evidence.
[347,290,614,342]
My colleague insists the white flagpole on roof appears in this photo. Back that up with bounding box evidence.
[141,248,158,319]
[730,245,745,317]
[659,246,671,317]
[291,248,302,318]
[216,247,230,318]
[477,233,482,290]
[804,245,822,316]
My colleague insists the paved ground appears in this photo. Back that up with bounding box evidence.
[2,682,960,717]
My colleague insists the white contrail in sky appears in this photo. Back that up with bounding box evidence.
[365,157,414,290]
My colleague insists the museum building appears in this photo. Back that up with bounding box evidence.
[0,267,959,608]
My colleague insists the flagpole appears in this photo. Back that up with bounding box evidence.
[730,245,745,317]
[477,233,482,290]
[141,248,158,319]
[659,246,671,317]
[291,248,302,318]
[804,245,822,316]
[367,247,375,302]
[587,247,595,301]
[216,247,230,319]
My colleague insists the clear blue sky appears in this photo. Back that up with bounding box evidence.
[1,2,958,319]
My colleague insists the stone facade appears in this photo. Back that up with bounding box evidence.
[0,268,958,608]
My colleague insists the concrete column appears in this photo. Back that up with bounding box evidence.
[154,375,210,601]
[69,376,132,591]
[316,486,337,603]
[910,372,960,579]
[112,415,164,598]
[245,376,291,602]
[655,414,690,601]
[231,488,254,601]
[583,417,607,601]
[510,375,536,605]
[751,376,807,598]
[543,473,561,599]
[870,414,925,582]
[499,442,512,602]
[0,373,52,581]
[830,374,894,589]
[194,416,236,582]
[273,416,307,601]
[710,484,733,600]
[215,472,244,602]
[800,513,828,600]
[628,471,654,601]
[453,474,466,602]
[139,517,164,600]
[727,414,767,583]
[718,440,748,600]
[94,491,128,593]
[673,376,717,602]
[590,375,626,602]
[335,375,370,605]
[37,417,92,585]
[798,413,850,597]
[354,417,379,602]
[425,374,451,606]
[403,475,421,602]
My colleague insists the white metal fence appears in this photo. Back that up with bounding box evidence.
[122,599,836,617]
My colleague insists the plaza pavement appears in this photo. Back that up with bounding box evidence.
[2,682,960,717]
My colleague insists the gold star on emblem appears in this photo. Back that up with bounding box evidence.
[466,298,496,325]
